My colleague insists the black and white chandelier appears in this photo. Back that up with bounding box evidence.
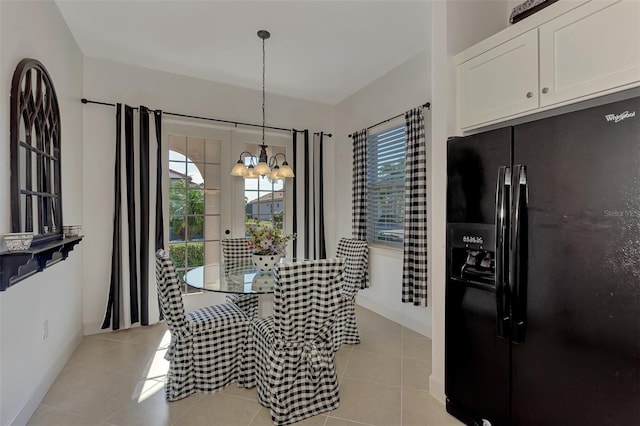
[230,30,294,180]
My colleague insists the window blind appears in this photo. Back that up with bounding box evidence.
[366,124,406,247]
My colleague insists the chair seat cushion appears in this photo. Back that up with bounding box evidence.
[187,302,248,334]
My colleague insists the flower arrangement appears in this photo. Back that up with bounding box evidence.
[247,224,296,256]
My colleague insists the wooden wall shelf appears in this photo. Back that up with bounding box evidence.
[0,236,83,291]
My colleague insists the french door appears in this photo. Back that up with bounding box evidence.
[163,122,232,292]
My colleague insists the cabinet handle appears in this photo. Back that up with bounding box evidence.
[542,87,549,94]
[526,92,533,98]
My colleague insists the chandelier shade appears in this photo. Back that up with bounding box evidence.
[231,30,294,180]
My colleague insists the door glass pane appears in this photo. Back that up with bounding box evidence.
[205,192,221,215]
[205,215,221,241]
[205,241,220,264]
[186,137,204,163]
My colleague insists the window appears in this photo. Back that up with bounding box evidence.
[366,124,406,247]
[168,135,221,294]
[243,144,287,233]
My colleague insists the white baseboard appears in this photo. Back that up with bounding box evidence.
[11,326,83,426]
[429,375,445,404]
[83,320,111,336]
[356,295,432,338]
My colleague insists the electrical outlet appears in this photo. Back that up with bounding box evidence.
[43,320,49,341]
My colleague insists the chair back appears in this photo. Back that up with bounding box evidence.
[221,238,253,273]
[272,258,344,343]
[221,238,252,260]
[155,249,187,334]
[336,237,368,294]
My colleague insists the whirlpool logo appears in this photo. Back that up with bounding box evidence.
[463,235,484,244]
[605,110,636,123]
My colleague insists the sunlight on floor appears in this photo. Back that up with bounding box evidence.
[136,378,164,403]
[138,330,172,403]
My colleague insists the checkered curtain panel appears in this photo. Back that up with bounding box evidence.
[155,250,249,401]
[351,129,368,240]
[402,107,428,306]
[238,259,344,425]
[102,104,164,330]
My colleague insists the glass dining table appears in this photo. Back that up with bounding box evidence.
[183,262,277,294]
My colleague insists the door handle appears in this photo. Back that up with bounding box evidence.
[495,166,511,339]
[510,165,528,343]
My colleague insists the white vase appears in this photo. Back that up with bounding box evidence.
[252,253,280,272]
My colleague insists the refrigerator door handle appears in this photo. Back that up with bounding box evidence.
[495,166,511,339]
[510,164,528,343]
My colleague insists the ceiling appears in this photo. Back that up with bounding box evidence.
[55,1,431,105]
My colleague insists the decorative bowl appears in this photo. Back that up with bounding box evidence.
[3,232,34,251]
[63,225,82,238]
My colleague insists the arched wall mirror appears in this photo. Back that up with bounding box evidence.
[10,58,63,245]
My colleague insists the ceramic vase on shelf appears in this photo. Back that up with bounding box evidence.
[252,253,280,272]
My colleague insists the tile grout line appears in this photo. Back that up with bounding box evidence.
[400,326,404,426]
[246,404,263,426]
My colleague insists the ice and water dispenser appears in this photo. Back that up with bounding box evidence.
[448,224,496,287]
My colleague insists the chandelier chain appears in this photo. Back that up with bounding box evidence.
[262,35,266,146]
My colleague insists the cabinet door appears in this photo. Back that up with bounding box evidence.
[458,29,539,129]
[539,0,640,107]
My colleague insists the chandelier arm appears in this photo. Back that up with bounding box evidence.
[269,152,287,167]
[237,151,258,165]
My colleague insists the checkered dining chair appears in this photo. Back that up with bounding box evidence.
[334,237,368,351]
[221,238,259,319]
[239,258,344,425]
[155,249,249,401]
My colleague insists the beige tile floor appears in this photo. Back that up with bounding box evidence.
[28,306,463,426]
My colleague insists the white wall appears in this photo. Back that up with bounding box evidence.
[0,2,84,424]
[331,51,432,336]
[82,58,334,334]
[428,0,508,403]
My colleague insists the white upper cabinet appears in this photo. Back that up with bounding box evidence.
[539,0,640,107]
[456,0,640,131]
[458,29,539,130]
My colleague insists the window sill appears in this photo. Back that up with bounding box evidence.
[368,244,403,259]
[0,236,83,291]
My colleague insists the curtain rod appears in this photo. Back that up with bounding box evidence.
[81,98,301,134]
[348,102,430,138]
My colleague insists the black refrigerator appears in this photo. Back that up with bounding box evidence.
[445,95,640,426]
